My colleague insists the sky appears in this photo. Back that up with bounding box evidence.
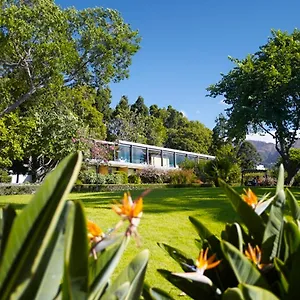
[57,0,300,132]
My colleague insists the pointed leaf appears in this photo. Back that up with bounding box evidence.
[189,216,223,258]
[62,200,89,299]
[274,258,289,294]
[262,190,285,262]
[222,287,244,300]
[158,243,194,272]
[102,250,149,300]
[221,241,269,289]
[284,221,300,257]
[239,283,280,300]
[150,287,175,300]
[218,179,265,244]
[0,204,16,257]
[221,223,244,252]
[88,236,130,300]
[286,188,300,221]
[0,152,82,298]
[276,164,285,194]
[286,244,300,300]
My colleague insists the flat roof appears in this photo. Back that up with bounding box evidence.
[118,140,215,160]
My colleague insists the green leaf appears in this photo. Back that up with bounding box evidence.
[276,164,285,194]
[62,200,89,299]
[221,241,269,289]
[0,204,16,258]
[218,179,265,244]
[88,235,130,300]
[0,152,82,298]
[189,216,223,258]
[239,283,280,300]
[222,288,244,300]
[221,223,244,252]
[284,221,300,257]
[102,249,149,300]
[150,287,175,299]
[286,244,300,300]
[262,189,285,262]
[274,258,289,294]
[158,243,194,272]
[158,269,220,300]
[286,188,300,221]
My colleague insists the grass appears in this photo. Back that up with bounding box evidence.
[1,186,300,298]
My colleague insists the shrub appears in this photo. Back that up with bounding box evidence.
[0,152,149,299]
[168,169,196,184]
[0,169,11,183]
[115,171,128,184]
[105,173,123,184]
[128,174,141,184]
[137,167,164,183]
[151,165,300,299]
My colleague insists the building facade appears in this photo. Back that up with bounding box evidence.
[88,140,215,175]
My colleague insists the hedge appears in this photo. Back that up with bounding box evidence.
[0,182,214,195]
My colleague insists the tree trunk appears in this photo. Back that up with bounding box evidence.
[284,162,299,187]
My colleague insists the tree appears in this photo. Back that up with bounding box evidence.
[131,96,149,116]
[0,0,140,116]
[237,141,262,170]
[112,95,131,118]
[0,112,35,168]
[207,29,300,185]
[144,116,167,146]
[210,113,231,155]
[95,87,112,123]
[165,121,212,154]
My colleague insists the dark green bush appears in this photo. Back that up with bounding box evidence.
[0,169,11,183]
[128,174,141,184]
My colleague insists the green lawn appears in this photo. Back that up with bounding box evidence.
[1,187,300,298]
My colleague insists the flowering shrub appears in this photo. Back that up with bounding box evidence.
[153,165,300,299]
[137,167,166,183]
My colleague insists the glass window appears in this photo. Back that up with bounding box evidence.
[132,147,147,164]
[149,149,162,167]
[188,155,198,162]
[163,152,175,167]
[118,145,130,162]
[176,153,187,166]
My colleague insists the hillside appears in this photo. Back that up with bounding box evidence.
[248,139,300,168]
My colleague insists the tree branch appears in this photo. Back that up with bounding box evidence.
[0,87,37,117]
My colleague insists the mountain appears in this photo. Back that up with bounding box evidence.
[248,139,300,168]
[248,140,279,168]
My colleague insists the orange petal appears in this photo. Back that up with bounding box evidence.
[206,253,217,265]
[132,197,143,217]
[87,220,102,237]
[206,259,221,270]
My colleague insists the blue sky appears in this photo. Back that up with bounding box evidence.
[57,0,300,129]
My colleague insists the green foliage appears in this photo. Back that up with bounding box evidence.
[207,29,300,185]
[0,170,11,183]
[168,169,196,185]
[153,164,300,299]
[0,152,149,299]
[128,174,142,184]
[0,0,140,115]
[115,171,129,184]
[237,141,262,170]
[206,144,241,185]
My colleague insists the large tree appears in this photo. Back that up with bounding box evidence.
[207,29,300,185]
[0,0,140,116]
